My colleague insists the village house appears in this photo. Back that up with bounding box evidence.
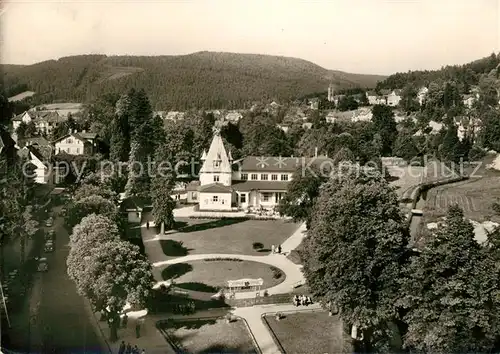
[186,130,333,211]
[366,91,378,105]
[53,131,98,155]
[386,89,402,106]
[17,144,64,184]
[308,98,319,110]
[462,94,477,108]
[12,110,68,134]
[417,86,428,105]
[454,116,481,142]
[351,108,373,122]
[164,111,185,121]
[224,111,243,123]
[325,110,357,124]
[119,196,152,223]
[413,120,444,137]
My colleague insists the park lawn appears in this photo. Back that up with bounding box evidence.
[161,218,300,259]
[264,311,351,354]
[162,317,258,353]
[160,260,285,292]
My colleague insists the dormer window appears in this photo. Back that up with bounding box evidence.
[213,161,220,168]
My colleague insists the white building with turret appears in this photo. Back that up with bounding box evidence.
[187,130,334,211]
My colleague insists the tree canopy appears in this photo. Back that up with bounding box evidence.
[302,168,410,351]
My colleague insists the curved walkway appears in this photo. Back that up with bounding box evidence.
[153,252,304,299]
[141,214,307,300]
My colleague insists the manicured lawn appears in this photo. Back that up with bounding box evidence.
[263,311,351,354]
[161,260,285,292]
[161,317,258,353]
[160,218,300,258]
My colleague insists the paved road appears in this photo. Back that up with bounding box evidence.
[4,206,106,353]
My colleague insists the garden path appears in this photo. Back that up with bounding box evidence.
[141,213,307,299]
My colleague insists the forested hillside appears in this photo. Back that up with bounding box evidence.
[377,53,500,90]
[1,52,384,110]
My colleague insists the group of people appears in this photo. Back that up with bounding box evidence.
[293,294,313,307]
[271,244,282,254]
[118,341,145,354]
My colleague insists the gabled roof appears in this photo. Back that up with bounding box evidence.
[52,132,96,144]
[18,145,45,164]
[199,133,232,174]
[198,183,232,193]
[120,196,152,211]
[233,156,334,173]
[380,89,391,95]
[186,180,201,191]
[17,136,51,148]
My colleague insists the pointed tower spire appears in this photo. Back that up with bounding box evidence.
[228,151,233,163]
[200,132,231,174]
[201,149,207,160]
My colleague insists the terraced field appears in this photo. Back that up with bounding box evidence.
[424,176,500,222]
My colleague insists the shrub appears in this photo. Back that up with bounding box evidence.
[270,266,283,279]
[252,242,264,250]
[204,257,243,262]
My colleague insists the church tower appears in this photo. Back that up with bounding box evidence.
[327,83,334,102]
[199,128,232,187]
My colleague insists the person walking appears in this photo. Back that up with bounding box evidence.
[277,245,282,254]
[122,313,128,328]
[146,221,150,230]
[118,341,126,354]
[135,321,141,338]
[271,244,275,254]
[125,343,132,354]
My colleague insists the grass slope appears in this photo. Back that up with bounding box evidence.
[1,52,385,109]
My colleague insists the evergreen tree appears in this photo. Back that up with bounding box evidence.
[399,206,500,353]
[439,125,461,162]
[372,105,397,156]
[302,168,410,351]
[151,170,176,232]
[124,141,150,198]
[393,131,419,162]
[110,95,131,162]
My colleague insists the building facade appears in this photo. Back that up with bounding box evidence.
[190,131,333,211]
[54,131,97,155]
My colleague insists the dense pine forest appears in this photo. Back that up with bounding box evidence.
[0,52,385,110]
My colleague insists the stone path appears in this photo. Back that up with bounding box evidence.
[145,216,308,299]
[140,212,311,353]
[232,303,322,354]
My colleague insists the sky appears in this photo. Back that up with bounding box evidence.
[1,0,499,75]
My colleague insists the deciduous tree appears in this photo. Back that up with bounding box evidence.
[302,168,410,351]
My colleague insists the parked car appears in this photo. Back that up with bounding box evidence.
[44,230,55,241]
[45,218,54,227]
[44,241,54,253]
[37,258,48,272]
